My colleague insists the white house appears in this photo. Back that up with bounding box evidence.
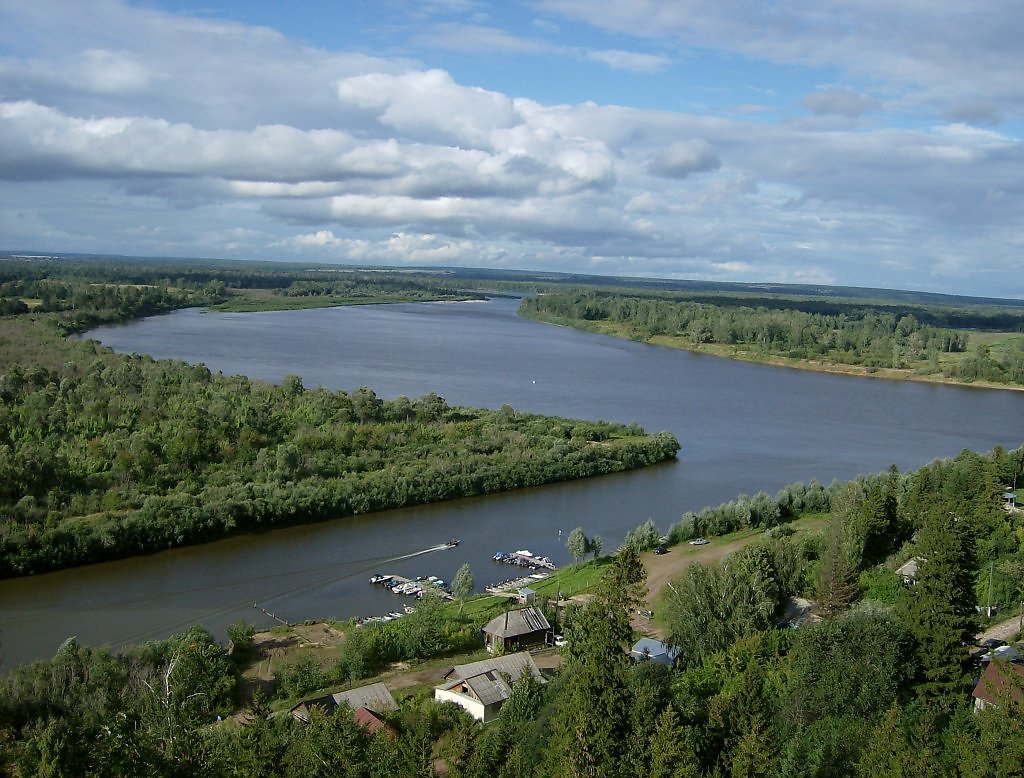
[434,651,545,723]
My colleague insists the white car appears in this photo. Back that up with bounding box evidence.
[554,635,568,647]
[689,538,709,546]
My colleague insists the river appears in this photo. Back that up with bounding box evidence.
[1,297,1022,667]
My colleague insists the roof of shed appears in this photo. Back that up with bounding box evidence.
[482,606,551,638]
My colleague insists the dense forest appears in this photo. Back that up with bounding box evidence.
[521,289,1024,385]
[0,258,678,576]
[1,445,1022,775]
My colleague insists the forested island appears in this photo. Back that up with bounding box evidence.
[520,287,1024,388]
[0,257,678,575]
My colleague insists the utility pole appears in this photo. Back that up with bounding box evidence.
[988,560,994,618]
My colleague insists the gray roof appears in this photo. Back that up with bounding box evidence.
[291,681,397,722]
[630,637,681,664]
[441,670,514,707]
[445,650,545,685]
[895,557,922,579]
[334,682,397,713]
[482,606,551,638]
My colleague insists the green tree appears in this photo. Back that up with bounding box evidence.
[567,526,588,564]
[665,558,775,667]
[815,514,860,619]
[897,509,978,704]
[451,563,474,614]
[553,548,647,776]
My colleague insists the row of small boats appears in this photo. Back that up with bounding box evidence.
[492,549,557,570]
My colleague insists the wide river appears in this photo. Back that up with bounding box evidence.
[2,297,1023,667]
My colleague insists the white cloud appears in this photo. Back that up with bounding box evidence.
[588,49,669,73]
[646,139,720,179]
[0,0,1022,297]
[337,70,518,148]
[541,0,1024,123]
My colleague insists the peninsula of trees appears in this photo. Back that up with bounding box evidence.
[0,257,678,576]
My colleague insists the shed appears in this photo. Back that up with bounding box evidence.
[630,637,681,666]
[895,557,923,584]
[481,606,551,652]
[517,587,537,605]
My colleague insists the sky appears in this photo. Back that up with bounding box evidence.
[1,1,1022,299]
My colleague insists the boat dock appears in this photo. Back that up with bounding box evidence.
[492,549,557,570]
[485,571,551,596]
[368,572,454,601]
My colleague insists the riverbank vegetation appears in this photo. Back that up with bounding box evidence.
[0,257,679,576]
[520,287,1024,387]
[2,443,1022,775]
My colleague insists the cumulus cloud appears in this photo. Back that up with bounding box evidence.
[647,139,721,179]
[337,70,518,148]
[0,0,1022,297]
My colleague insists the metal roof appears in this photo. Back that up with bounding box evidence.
[446,650,545,685]
[482,606,551,638]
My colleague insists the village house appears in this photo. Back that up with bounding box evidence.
[434,651,546,723]
[290,681,398,730]
[972,660,1024,712]
[630,637,681,666]
[895,557,923,585]
[481,605,552,653]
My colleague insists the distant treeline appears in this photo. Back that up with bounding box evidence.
[521,289,1024,384]
[0,256,482,325]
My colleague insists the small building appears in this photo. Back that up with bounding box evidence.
[481,606,551,653]
[435,651,546,723]
[630,637,681,666]
[895,557,923,584]
[290,681,398,724]
[972,660,1024,712]
[517,586,537,605]
[1004,491,1018,512]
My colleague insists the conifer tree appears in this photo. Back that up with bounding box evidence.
[896,509,977,703]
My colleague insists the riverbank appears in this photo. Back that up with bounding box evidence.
[650,335,1024,392]
[529,313,1024,392]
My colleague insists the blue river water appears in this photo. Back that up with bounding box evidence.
[0,297,1021,666]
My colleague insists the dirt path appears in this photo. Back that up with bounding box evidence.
[977,615,1023,645]
[636,518,828,639]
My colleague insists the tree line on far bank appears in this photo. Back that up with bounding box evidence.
[521,288,1024,385]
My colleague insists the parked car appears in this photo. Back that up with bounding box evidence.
[689,538,709,546]
[554,635,569,648]
[654,545,668,555]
